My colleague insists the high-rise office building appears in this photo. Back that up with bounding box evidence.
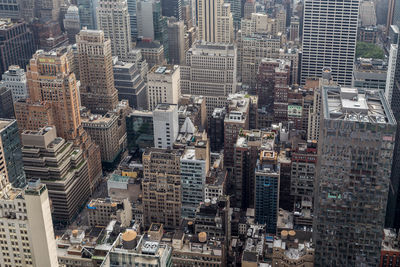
[237,31,281,90]
[137,0,169,59]
[127,0,138,39]
[135,40,166,68]
[224,94,250,168]
[0,180,59,267]
[243,0,255,19]
[385,25,400,229]
[0,19,35,76]
[153,103,179,149]
[78,0,97,29]
[181,42,237,119]
[167,19,185,65]
[161,0,182,20]
[314,86,396,266]
[387,0,400,31]
[126,110,154,151]
[1,65,28,102]
[300,0,359,86]
[256,58,290,112]
[77,29,119,114]
[180,137,210,218]
[255,137,280,233]
[234,130,275,209]
[0,85,14,118]
[197,0,233,43]
[81,112,122,164]
[224,0,241,29]
[137,0,157,39]
[97,0,132,60]
[0,119,26,188]
[291,141,317,227]
[21,126,91,223]
[14,48,81,141]
[209,107,226,152]
[147,65,180,110]
[63,5,81,44]
[142,148,182,229]
[113,61,147,109]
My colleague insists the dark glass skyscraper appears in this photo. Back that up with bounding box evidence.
[78,0,97,29]
[0,119,26,188]
[385,25,400,229]
[315,86,396,266]
[0,19,35,75]
[161,0,182,20]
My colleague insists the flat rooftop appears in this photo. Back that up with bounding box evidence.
[236,130,275,151]
[322,86,396,125]
[190,41,236,56]
[22,126,54,136]
[81,113,116,125]
[154,103,177,112]
[0,119,14,131]
[149,65,178,75]
[225,94,250,123]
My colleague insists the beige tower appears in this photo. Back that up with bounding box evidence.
[14,48,82,141]
[25,181,59,267]
[142,148,182,229]
[77,29,119,114]
[197,0,233,43]
[0,179,59,266]
[97,0,132,60]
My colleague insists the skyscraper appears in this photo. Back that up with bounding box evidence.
[97,0,132,60]
[0,19,35,76]
[78,0,97,30]
[22,126,91,223]
[314,86,396,266]
[153,103,179,149]
[181,138,210,218]
[161,0,182,20]
[0,119,26,188]
[300,0,359,86]
[15,48,82,141]
[137,0,169,59]
[385,25,400,229]
[197,0,233,43]
[224,0,241,29]
[142,148,182,229]
[387,0,400,31]
[167,19,185,65]
[77,29,119,114]
[63,5,81,43]
[181,42,237,119]
[255,134,280,233]
[0,180,59,267]
[224,94,250,168]
[147,65,180,111]
[1,65,28,102]
[127,0,138,39]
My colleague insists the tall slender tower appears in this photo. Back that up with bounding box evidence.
[77,29,119,114]
[314,86,396,266]
[300,0,359,86]
[197,0,233,43]
[0,180,59,267]
[97,0,132,60]
[385,25,400,229]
